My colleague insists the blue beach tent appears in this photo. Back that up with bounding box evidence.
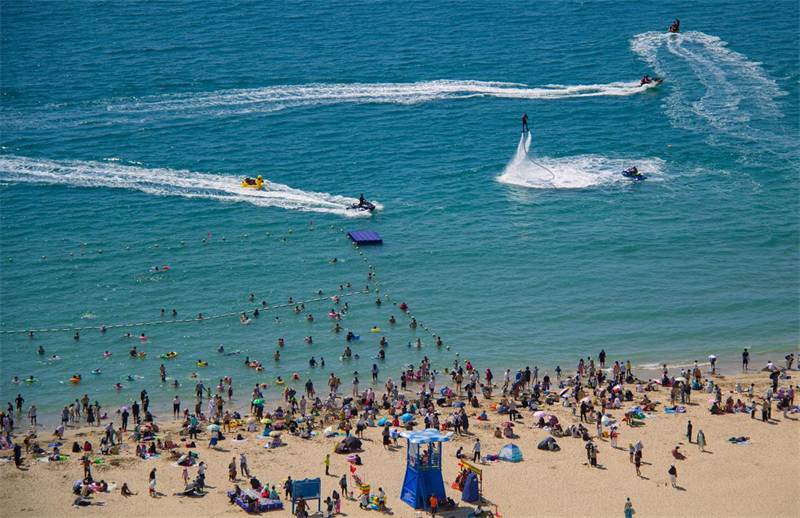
[498,443,523,462]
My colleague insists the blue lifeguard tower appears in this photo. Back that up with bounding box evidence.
[399,429,453,510]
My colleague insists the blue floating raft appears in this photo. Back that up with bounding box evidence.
[348,230,382,245]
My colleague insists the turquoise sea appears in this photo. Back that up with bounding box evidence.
[1,1,798,420]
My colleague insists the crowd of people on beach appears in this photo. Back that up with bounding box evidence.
[2,330,798,515]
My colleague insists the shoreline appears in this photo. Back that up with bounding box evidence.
[12,348,797,430]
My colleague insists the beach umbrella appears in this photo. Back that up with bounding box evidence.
[674,377,687,382]
[48,442,63,449]
[501,422,514,428]
[533,411,549,419]
[120,406,131,412]
[558,388,570,397]
[253,399,264,405]
[453,402,466,408]
[580,397,592,404]
[269,431,282,437]
[400,413,414,422]
[601,415,613,426]
[260,419,272,425]
[612,385,621,392]
[206,424,220,432]
[708,399,718,404]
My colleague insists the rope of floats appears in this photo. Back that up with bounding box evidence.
[348,237,446,349]
[6,224,349,264]
[0,290,369,335]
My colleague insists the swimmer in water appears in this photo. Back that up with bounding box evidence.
[139,333,147,341]
[217,345,225,353]
[333,323,342,332]
[309,357,317,367]
[27,376,35,382]
[354,354,360,360]
[172,309,177,317]
[389,315,396,324]
[249,294,254,301]
[275,316,281,323]
[278,338,285,347]
[437,336,443,346]
[29,331,34,339]
[74,332,79,341]
[130,347,138,357]
[304,336,313,344]
[274,350,280,361]
[331,258,338,264]
[37,345,45,355]
[277,376,284,383]
[125,375,134,381]
[307,314,314,322]
[172,380,179,387]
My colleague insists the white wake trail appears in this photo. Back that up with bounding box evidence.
[498,133,664,190]
[630,31,786,143]
[107,80,657,115]
[0,156,375,217]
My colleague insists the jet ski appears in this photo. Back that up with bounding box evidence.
[348,201,376,212]
[241,175,264,189]
[640,77,663,87]
[622,167,647,181]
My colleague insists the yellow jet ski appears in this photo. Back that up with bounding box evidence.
[242,175,264,189]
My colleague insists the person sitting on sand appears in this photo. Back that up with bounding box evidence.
[672,445,686,460]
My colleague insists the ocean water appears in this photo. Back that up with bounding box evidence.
[1,1,798,419]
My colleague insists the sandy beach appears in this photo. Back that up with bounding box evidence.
[2,369,798,518]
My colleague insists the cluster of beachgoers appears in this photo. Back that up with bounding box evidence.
[1,341,798,517]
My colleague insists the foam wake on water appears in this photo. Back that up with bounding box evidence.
[497,133,664,190]
[2,80,658,129]
[104,80,657,115]
[630,31,789,150]
[0,156,374,216]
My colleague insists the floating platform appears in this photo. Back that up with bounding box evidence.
[348,230,383,245]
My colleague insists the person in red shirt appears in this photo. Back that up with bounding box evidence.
[522,114,529,133]
[429,494,438,516]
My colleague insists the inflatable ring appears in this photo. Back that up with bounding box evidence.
[69,377,81,383]
[256,366,264,371]
[196,361,208,367]
[138,352,147,358]
[371,327,381,332]
[276,380,285,385]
